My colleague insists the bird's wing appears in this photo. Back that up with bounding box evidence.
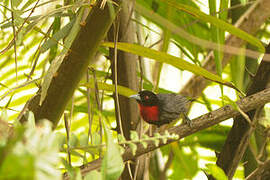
[157,93,189,114]
[156,93,190,123]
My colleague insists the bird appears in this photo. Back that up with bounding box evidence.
[130,90,192,127]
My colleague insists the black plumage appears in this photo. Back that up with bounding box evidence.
[130,90,192,127]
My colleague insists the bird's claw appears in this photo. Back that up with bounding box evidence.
[183,113,192,128]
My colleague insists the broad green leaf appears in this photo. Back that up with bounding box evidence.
[170,144,198,179]
[205,164,228,180]
[102,42,235,88]
[101,123,124,180]
[0,153,35,179]
[163,0,264,52]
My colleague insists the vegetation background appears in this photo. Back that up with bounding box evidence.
[0,0,270,179]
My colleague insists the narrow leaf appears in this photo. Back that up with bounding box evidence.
[163,0,264,52]
[102,42,235,88]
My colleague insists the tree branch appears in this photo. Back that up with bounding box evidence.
[21,0,122,127]
[72,87,270,177]
[246,159,270,180]
[215,44,270,179]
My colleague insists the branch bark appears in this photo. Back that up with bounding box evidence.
[246,160,270,180]
[215,44,270,179]
[109,0,139,140]
[73,87,270,177]
[180,0,270,97]
[108,1,139,179]
[21,0,121,126]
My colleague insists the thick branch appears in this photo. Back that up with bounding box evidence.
[108,1,139,179]
[21,0,121,126]
[215,44,270,179]
[75,87,270,177]
[109,0,139,140]
[180,0,270,97]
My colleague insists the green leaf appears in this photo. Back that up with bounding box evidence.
[69,133,79,147]
[128,142,137,156]
[40,18,74,53]
[11,0,21,8]
[141,141,147,149]
[79,133,89,147]
[0,109,8,122]
[26,111,35,129]
[102,42,234,88]
[81,81,137,97]
[22,0,38,10]
[170,144,198,179]
[101,123,124,180]
[117,134,126,143]
[205,164,228,180]
[0,119,61,180]
[85,170,102,180]
[0,153,35,179]
[136,0,209,58]
[163,0,264,52]
[130,131,139,141]
[220,95,237,110]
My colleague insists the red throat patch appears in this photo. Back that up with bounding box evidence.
[138,104,159,123]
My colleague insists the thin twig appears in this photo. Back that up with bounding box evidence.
[136,32,144,91]
[86,68,95,159]
[70,95,74,127]
[0,0,41,55]
[0,78,42,101]
[91,68,103,157]
[28,24,53,80]
[246,159,270,180]
[236,105,252,125]
[11,11,18,82]
[113,16,134,180]
[64,113,71,166]
[113,18,124,137]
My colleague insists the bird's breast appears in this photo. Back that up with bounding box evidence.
[138,104,159,123]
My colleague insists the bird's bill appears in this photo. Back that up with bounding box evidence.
[129,94,141,101]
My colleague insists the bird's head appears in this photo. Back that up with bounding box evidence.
[129,90,159,106]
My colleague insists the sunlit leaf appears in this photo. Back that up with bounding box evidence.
[85,170,102,180]
[81,81,137,97]
[102,42,235,88]
[205,164,228,180]
[101,123,124,180]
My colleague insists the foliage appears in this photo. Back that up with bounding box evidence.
[0,0,269,179]
[0,111,61,180]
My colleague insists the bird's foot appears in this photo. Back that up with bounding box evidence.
[183,114,192,128]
